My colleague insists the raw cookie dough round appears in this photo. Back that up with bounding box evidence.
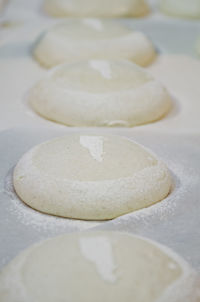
[43,0,149,18]
[13,134,172,220]
[29,60,171,127]
[160,0,200,19]
[33,19,156,68]
[0,232,200,302]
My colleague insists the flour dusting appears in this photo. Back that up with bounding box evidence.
[79,236,117,283]
[4,169,100,232]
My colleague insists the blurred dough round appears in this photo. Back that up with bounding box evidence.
[0,232,200,302]
[13,134,172,220]
[43,0,149,17]
[29,60,171,127]
[33,19,156,68]
[160,0,200,19]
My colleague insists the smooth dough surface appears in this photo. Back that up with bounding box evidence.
[33,19,156,68]
[160,0,200,18]
[0,232,200,302]
[29,60,171,127]
[43,0,149,17]
[13,134,172,220]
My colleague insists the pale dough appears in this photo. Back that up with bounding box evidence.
[29,60,171,127]
[33,19,156,68]
[43,0,149,18]
[160,0,200,19]
[0,232,200,302]
[13,134,172,220]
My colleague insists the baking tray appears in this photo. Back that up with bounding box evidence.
[1,127,200,272]
[0,0,200,273]
[0,2,200,133]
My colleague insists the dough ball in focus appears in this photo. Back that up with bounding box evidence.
[13,134,172,220]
